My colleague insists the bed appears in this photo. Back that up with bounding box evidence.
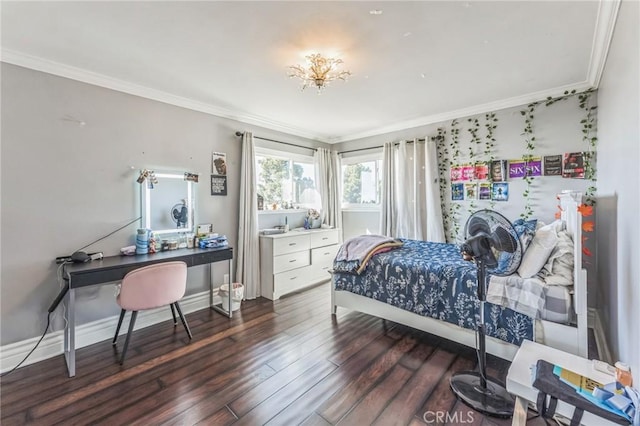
[331,192,588,361]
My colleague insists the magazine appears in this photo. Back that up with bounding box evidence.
[474,162,489,180]
[450,165,462,181]
[461,164,475,181]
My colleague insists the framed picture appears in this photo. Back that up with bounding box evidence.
[479,183,491,200]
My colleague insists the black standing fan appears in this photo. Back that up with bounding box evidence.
[450,209,523,417]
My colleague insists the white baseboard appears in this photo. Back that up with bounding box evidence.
[589,307,613,364]
[0,290,218,373]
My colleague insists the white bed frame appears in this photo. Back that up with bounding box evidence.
[331,191,588,361]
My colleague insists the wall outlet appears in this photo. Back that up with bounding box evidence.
[223,274,229,284]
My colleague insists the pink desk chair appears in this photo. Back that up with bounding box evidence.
[112,261,192,364]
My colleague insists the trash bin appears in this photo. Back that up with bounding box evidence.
[219,282,243,312]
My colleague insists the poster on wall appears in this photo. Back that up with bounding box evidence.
[211,151,228,196]
[451,183,464,201]
[508,160,526,179]
[461,164,475,181]
[544,155,563,176]
[478,183,491,200]
[210,175,227,195]
[490,160,508,182]
[474,162,489,180]
[464,183,477,200]
[450,165,462,181]
[509,158,542,178]
[491,182,509,201]
[562,152,585,178]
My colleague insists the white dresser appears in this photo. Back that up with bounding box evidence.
[259,228,340,300]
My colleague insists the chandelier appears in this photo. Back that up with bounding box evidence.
[288,53,351,92]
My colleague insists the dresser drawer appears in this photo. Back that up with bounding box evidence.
[310,230,339,248]
[273,234,310,256]
[274,265,313,296]
[311,244,340,266]
[308,262,333,282]
[273,250,310,274]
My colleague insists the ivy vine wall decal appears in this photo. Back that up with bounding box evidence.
[436,89,597,243]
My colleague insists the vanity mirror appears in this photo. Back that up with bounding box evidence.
[140,171,196,235]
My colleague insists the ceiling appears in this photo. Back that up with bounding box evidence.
[1,1,617,143]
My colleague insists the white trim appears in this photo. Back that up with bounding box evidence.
[0,290,219,373]
[590,307,614,364]
[0,49,323,143]
[331,81,593,143]
[586,0,621,88]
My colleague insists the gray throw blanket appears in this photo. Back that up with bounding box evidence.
[487,274,546,319]
[335,234,395,263]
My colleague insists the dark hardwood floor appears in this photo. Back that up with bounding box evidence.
[1,283,549,425]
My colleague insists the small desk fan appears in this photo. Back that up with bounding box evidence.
[450,209,523,417]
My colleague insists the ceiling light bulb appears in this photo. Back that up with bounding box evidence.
[369,9,383,15]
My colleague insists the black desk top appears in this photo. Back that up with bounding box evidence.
[64,246,233,288]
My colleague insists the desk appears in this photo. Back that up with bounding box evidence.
[507,340,619,426]
[62,246,233,377]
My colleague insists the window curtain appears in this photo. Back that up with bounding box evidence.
[314,147,342,231]
[379,139,445,242]
[235,132,260,299]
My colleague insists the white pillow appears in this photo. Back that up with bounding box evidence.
[517,222,559,278]
[540,229,574,285]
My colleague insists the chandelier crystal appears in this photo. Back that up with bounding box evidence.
[288,53,351,92]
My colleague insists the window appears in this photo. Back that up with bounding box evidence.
[341,154,382,209]
[255,149,317,210]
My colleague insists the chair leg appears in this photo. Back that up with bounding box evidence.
[112,309,126,346]
[119,311,138,365]
[170,303,177,326]
[173,302,192,340]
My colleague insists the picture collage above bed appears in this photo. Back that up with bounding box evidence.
[432,89,597,246]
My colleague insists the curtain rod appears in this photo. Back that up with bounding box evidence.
[338,138,427,155]
[235,131,317,151]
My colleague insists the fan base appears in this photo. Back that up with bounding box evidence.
[450,371,514,418]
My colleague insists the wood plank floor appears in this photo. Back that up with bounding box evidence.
[1,283,548,426]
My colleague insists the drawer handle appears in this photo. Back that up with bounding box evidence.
[289,259,296,263]
[290,277,297,280]
[324,252,331,255]
[322,267,329,270]
[322,237,328,240]
[289,243,297,246]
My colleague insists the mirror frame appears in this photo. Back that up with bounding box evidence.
[141,171,195,236]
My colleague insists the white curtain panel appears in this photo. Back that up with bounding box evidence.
[314,148,342,231]
[235,132,260,299]
[379,139,445,241]
[380,142,396,236]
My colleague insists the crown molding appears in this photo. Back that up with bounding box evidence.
[1,0,618,145]
[0,49,327,142]
[586,0,621,88]
[332,80,594,143]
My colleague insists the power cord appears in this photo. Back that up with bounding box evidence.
[0,313,51,378]
[74,216,141,253]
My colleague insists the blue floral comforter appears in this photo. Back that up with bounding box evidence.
[333,239,533,345]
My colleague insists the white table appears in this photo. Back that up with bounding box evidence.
[506,340,620,426]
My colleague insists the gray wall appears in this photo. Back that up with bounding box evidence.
[596,0,639,375]
[0,63,324,345]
